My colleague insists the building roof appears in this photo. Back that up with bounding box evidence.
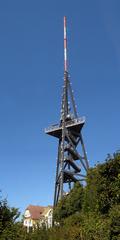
[26,205,44,220]
[25,205,53,220]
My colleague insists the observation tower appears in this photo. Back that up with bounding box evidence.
[45,17,89,206]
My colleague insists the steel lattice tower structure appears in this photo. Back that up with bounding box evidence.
[45,17,89,207]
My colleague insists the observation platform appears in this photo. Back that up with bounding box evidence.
[45,117,85,138]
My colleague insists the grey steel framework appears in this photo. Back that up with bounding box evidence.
[45,17,89,207]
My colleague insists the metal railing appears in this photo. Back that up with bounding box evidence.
[45,117,85,133]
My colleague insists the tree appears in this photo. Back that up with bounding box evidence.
[53,182,84,223]
[0,193,21,238]
[83,152,120,214]
[109,204,120,240]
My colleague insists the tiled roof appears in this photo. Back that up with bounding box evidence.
[26,205,44,220]
[25,205,53,220]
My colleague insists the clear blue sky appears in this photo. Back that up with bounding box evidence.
[0,0,120,215]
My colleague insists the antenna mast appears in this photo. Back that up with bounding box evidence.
[64,16,67,72]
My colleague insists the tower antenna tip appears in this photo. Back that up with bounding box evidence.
[64,16,67,72]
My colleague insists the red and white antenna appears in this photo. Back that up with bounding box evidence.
[64,16,68,72]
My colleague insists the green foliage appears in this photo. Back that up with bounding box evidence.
[109,204,120,240]
[97,153,120,214]
[83,167,99,213]
[80,212,110,240]
[0,195,20,235]
[53,151,120,239]
[84,152,120,214]
[53,182,83,223]
[0,222,28,240]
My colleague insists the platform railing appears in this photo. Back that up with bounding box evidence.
[45,116,85,133]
